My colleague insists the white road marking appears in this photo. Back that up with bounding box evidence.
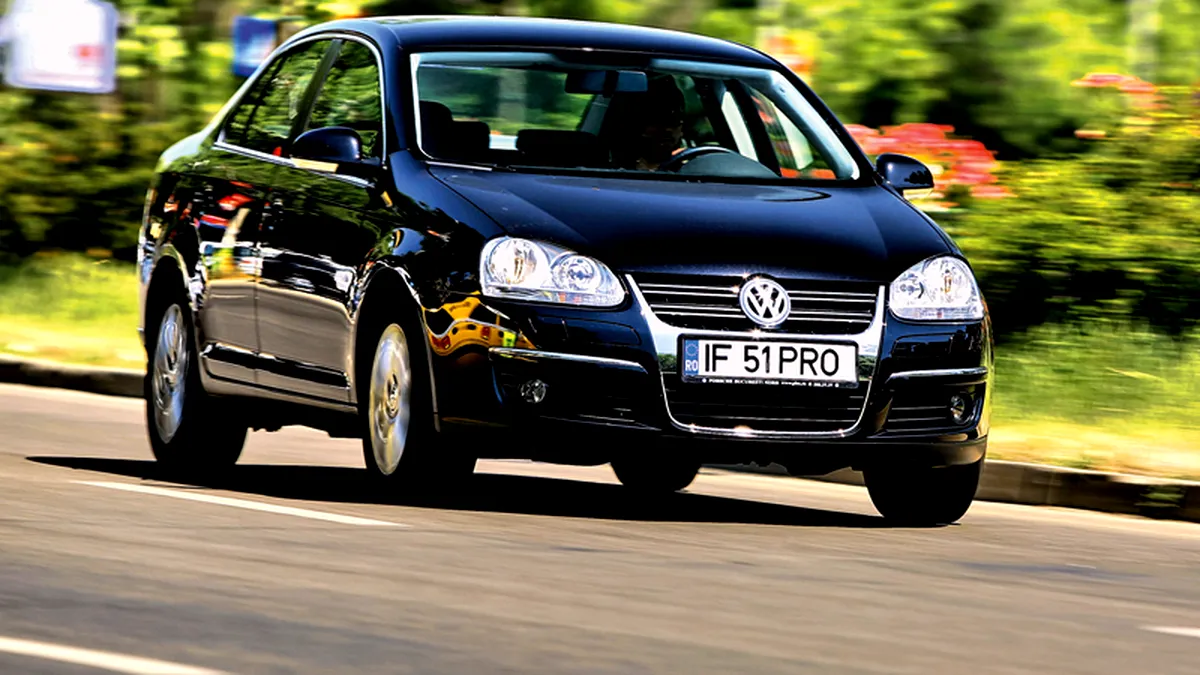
[1144,626,1200,639]
[76,481,407,528]
[0,635,224,674]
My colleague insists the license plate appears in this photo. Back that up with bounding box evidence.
[681,339,857,384]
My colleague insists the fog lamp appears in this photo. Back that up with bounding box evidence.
[520,379,548,405]
[949,393,971,424]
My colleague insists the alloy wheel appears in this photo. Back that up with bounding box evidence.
[151,303,188,443]
[368,324,412,475]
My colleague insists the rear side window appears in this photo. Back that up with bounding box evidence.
[223,40,331,155]
[304,41,384,158]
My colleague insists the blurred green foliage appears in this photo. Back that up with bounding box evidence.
[944,88,1200,337]
[0,252,136,323]
[994,321,1200,427]
[0,253,142,366]
[791,0,1123,158]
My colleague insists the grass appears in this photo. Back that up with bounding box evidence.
[989,324,1200,479]
[1,253,1197,478]
[989,421,1200,480]
[0,253,143,368]
[993,324,1200,429]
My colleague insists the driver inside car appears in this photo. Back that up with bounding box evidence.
[615,76,689,171]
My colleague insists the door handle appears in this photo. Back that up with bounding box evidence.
[262,198,284,233]
[286,275,315,293]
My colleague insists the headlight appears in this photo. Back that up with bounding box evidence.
[889,256,984,321]
[480,237,625,307]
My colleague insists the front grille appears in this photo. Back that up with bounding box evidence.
[634,273,878,334]
[663,374,867,433]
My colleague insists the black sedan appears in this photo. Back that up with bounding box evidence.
[137,16,993,524]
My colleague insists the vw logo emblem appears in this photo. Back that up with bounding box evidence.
[739,277,791,328]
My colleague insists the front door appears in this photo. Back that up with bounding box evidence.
[256,39,388,402]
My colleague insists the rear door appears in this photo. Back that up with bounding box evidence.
[256,38,389,402]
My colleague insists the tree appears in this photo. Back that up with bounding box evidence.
[778,0,1132,159]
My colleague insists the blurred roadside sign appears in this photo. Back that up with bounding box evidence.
[233,16,277,78]
[2,0,118,94]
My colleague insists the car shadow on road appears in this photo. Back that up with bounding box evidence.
[28,456,896,528]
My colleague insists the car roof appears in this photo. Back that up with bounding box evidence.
[303,16,776,66]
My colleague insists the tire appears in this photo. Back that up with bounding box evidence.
[864,459,983,525]
[611,456,700,494]
[360,320,474,490]
[145,296,246,473]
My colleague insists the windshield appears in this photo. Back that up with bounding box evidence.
[411,51,862,183]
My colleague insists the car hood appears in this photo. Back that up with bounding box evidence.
[429,168,954,282]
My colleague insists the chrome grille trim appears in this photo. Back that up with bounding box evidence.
[650,304,743,312]
[628,275,886,439]
[634,274,878,334]
[788,290,876,298]
[787,294,877,303]
[638,283,739,292]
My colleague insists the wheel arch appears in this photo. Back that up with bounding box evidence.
[351,263,440,429]
[143,249,193,348]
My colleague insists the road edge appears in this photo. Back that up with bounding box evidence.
[3,356,1198,524]
[710,462,1200,524]
[0,356,143,399]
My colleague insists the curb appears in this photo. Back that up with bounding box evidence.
[711,461,1200,524]
[0,356,143,398]
[2,356,1198,525]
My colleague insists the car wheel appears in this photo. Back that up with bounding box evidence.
[361,321,474,489]
[863,458,982,525]
[611,456,700,494]
[145,298,246,472]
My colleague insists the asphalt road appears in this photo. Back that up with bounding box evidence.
[0,383,1198,674]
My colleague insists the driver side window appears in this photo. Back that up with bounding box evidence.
[303,41,384,159]
[222,41,330,155]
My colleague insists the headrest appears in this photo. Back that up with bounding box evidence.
[419,100,453,130]
[516,130,609,168]
[451,121,491,155]
[420,101,481,159]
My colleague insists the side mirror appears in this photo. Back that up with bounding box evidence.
[291,126,375,177]
[876,153,934,192]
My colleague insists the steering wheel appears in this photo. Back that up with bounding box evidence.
[656,145,742,173]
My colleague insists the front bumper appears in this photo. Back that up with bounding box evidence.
[426,278,993,471]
